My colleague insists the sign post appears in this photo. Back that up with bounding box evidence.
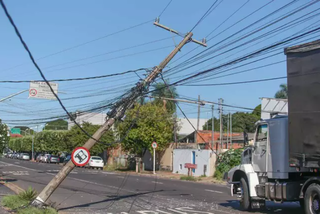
[151,142,158,174]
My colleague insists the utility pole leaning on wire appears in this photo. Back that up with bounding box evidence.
[219,98,223,152]
[32,18,206,207]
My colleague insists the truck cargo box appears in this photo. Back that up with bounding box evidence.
[285,40,320,168]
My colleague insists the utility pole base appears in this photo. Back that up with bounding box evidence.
[31,197,47,208]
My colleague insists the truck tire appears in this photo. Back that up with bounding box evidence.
[304,183,320,214]
[240,177,251,211]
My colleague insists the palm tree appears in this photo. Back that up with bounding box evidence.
[151,81,178,113]
[275,84,288,99]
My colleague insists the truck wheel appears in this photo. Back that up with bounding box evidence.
[239,177,251,211]
[305,183,320,214]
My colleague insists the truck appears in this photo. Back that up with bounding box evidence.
[226,39,320,214]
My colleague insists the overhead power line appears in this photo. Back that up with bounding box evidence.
[0,0,105,144]
[190,0,219,32]
[0,18,153,73]
[158,0,173,17]
[0,68,149,83]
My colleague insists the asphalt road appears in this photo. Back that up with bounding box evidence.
[0,157,303,214]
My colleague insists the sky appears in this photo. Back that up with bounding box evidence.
[0,0,319,128]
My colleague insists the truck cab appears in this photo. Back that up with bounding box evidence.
[226,115,304,210]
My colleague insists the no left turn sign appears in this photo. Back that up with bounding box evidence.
[71,147,90,167]
[152,142,158,149]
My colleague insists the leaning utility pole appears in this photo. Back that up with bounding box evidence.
[197,95,201,131]
[219,98,223,151]
[32,19,206,206]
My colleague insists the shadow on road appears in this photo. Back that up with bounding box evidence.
[58,190,164,211]
[0,178,17,183]
[220,200,303,214]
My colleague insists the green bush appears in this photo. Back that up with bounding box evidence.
[214,148,243,180]
[9,122,115,155]
[19,187,37,201]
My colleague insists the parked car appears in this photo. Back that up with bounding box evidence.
[40,154,50,163]
[8,153,13,158]
[87,156,104,170]
[48,155,60,164]
[63,155,71,166]
[36,154,43,162]
[21,153,30,160]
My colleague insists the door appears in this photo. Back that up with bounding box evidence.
[192,151,196,173]
[252,124,268,172]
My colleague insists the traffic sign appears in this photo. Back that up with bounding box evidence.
[11,128,20,134]
[152,141,158,149]
[29,89,37,97]
[29,81,58,100]
[71,147,90,167]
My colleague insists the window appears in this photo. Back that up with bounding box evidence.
[255,124,268,151]
[179,164,182,170]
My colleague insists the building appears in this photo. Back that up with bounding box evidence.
[173,149,216,177]
[68,111,107,130]
[261,97,288,120]
[177,118,207,136]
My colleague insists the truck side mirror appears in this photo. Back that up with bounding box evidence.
[243,131,249,145]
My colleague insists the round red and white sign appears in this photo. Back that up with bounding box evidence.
[71,147,90,167]
[152,142,158,149]
[29,89,37,97]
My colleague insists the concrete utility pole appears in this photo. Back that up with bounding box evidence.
[230,112,232,149]
[33,19,206,206]
[219,98,223,151]
[211,105,214,150]
[197,95,201,131]
[227,112,229,149]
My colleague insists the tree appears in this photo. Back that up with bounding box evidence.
[67,122,115,155]
[0,119,9,152]
[203,106,261,133]
[44,119,68,130]
[275,84,288,99]
[151,81,178,114]
[252,104,261,117]
[118,103,174,156]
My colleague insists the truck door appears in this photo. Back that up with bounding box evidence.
[252,124,268,172]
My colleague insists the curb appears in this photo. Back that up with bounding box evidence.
[0,177,24,194]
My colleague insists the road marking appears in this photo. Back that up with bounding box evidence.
[101,171,116,175]
[152,181,163,184]
[3,171,29,176]
[205,189,223,194]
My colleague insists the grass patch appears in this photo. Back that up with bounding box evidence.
[2,187,57,214]
[2,195,29,210]
[18,207,57,214]
[180,176,197,181]
[103,165,116,171]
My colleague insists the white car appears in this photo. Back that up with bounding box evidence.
[41,154,51,163]
[21,153,30,160]
[88,156,104,169]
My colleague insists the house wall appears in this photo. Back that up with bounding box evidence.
[173,149,216,176]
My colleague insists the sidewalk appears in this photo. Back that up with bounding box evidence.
[0,183,14,214]
[114,169,226,184]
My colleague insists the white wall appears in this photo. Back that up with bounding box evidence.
[173,149,215,176]
[177,118,207,136]
[261,98,288,120]
[68,112,107,130]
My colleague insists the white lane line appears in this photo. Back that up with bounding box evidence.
[205,189,223,194]
[152,181,163,184]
